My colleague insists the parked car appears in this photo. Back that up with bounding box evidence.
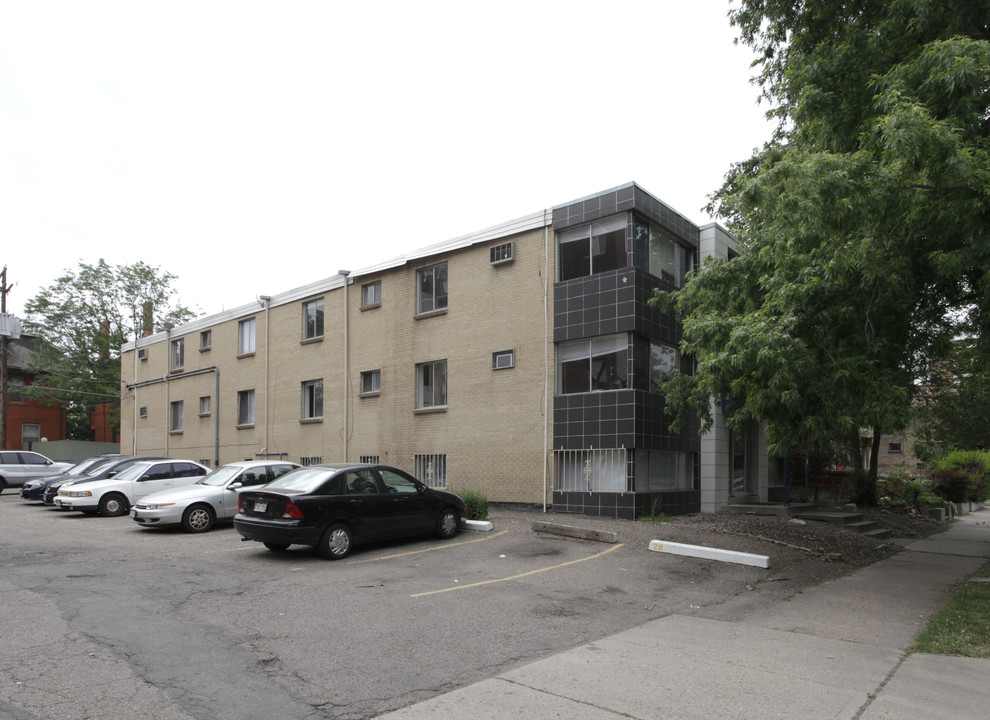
[131,460,300,533]
[0,451,75,494]
[233,464,467,559]
[55,459,209,517]
[41,456,168,505]
[20,454,121,501]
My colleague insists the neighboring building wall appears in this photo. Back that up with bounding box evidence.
[121,218,555,503]
[3,336,67,451]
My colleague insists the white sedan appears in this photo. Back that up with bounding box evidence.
[131,460,301,532]
[55,459,209,516]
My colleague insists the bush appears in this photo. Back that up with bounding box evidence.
[878,465,925,507]
[457,489,488,520]
[932,451,990,503]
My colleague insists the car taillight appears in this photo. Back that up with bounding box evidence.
[281,501,304,519]
[238,496,246,513]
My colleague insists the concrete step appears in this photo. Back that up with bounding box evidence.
[718,502,819,518]
[793,510,865,526]
[863,527,893,540]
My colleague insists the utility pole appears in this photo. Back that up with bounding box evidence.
[0,266,10,451]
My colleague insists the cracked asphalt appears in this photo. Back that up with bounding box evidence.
[1,494,781,720]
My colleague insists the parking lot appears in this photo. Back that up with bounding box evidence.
[0,492,768,720]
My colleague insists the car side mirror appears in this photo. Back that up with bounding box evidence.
[228,482,243,491]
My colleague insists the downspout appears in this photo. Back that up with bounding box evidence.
[132,340,139,454]
[339,270,351,462]
[258,296,272,457]
[543,208,550,513]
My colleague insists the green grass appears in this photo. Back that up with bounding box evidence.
[909,560,990,658]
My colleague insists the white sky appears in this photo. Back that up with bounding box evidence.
[0,1,773,322]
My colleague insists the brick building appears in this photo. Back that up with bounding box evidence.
[119,183,768,517]
[3,335,68,450]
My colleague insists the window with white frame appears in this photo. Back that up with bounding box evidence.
[490,241,514,265]
[557,334,628,394]
[301,379,323,419]
[170,401,184,431]
[360,369,381,394]
[139,406,148,418]
[138,347,148,360]
[199,396,212,415]
[361,280,381,307]
[302,298,324,340]
[557,215,627,281]
[417,263,448,314]
[170,338,184,371]
[238,318,256,355]
[416,360,447,408]
[200,329,212,350]
[237,390,255,425]
[414,453,447,488]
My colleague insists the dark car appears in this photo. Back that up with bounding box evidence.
[41,455,169,505]
[233,464,467,559]
[20,454,121,501]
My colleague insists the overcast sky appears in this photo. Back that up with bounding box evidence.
[0,1,773,323]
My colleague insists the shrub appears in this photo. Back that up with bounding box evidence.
[878,465,925,507]
[933,451,990,503]
[457,489,488,520]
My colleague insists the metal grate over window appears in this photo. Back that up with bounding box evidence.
[414,453,447,488]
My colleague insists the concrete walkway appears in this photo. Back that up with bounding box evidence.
[376,511,990,719]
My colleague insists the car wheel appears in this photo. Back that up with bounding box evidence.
[182,504,214,533]
[435,507,459,539]
[318,523,353,560]
[98,493,129,517]
[263,542,290,552]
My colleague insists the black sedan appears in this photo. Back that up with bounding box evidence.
[233,464,468,559]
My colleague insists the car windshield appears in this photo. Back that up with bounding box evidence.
[262,467,335,492]
[198,465,244,487]
[67,456,115,476]
[109,462,153,483]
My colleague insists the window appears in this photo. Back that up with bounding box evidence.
[301,379,323,419]
[170,338,184,371]
[237,390,255,425]
[557,334,628,394]
[634,221,693,287]
[359,454,380,464]
[238,318,256,355]
[490,241,514,265]
[170,401,184,432]
[21,423,40,449]
[361,280,381,307]
[302,298,324,340]
[414,454,447,488]
[138,348,148,360]
[417,263,448,314]
[649,342,679,392]
[300,456,323,466]
[416,360,447,408]
[633,449,694,491]
[200,330,212,350]
[888,442,903,454]
[360,369,381,394]
[492,350,514,370]
[199,396,212,415]
[554,447,628,492]
[558,215,627,281]
[139,406,148,419]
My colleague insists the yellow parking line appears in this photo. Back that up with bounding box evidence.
[345,530,510,564]
[410,542,625,598]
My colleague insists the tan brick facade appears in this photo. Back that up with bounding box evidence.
[121,221,555,505]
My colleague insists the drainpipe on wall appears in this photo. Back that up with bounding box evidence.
[338,271,351,462]
[258,296,271,457]
[543,209,550,513]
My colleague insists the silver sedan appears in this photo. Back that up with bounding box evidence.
[130,460,300,533]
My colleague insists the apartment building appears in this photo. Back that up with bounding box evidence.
[120,183,768,517]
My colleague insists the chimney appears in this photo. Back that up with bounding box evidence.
[142,302,154,337]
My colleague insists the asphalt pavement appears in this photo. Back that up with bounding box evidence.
[375,509,990,720]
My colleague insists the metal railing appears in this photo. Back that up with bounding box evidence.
[553,447,629,492]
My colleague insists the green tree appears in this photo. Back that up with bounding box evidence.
[23,260,197,439]
[657,1,989,503]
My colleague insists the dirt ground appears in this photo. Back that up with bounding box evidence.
[487,503,953,591]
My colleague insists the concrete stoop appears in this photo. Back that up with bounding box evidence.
[793,510,893,540]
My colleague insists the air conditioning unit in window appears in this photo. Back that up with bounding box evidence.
[492,350,515,369]
[490,241,514,265]
[137,348,148,360]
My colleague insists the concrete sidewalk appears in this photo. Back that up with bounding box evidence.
[376,511,990,719]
